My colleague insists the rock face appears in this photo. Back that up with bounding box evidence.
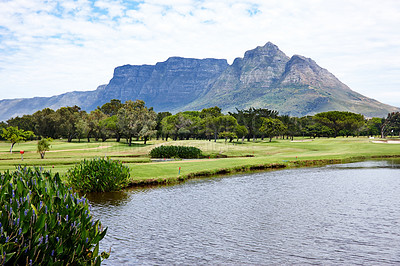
[181,42,399,117]
[100,57,228,111]
[0,42,398,121]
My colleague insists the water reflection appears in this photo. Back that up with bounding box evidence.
[327,159,400,169]
[85,191,132,207]
[90,160,400,265]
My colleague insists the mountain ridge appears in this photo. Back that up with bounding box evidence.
[0,42,398,121]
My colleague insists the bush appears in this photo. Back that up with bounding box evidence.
[149,145,202,159]
[0,166,108,265]
[67,158,130,192]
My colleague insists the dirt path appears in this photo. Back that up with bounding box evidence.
[47,145,110,152]
[372,140,400,144]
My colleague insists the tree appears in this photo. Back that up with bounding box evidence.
[365,117,383,137]
[217,115,239,142]
[101,115,122,142]
[156,112,172,140]
[259,118,287,142]
[53,106,83,142]
[235,125,248,142]
[279,115,301,140]
[37,137,52,159]
[32,108,57,138]
[136,105,157,144]
[230,107,278,141]
[0,122,7,140]
[7,114,35,132]
[75,116,90,142]
[200,106,222,142]
[99,99,123,116]
[161,113,196,141]
[219,131,237,142]
[87,109,108,142]
[381,112,400,138]
[117,100,157,146]
[314,111,365,137]
[1,126,35,153]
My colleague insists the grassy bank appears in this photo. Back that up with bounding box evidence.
[1,137,399,186]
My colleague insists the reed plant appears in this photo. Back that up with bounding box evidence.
[67,158,130,192]
[0,166,108,265]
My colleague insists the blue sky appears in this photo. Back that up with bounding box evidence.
[0,0,400,107]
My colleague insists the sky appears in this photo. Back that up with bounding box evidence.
[0,0,399,107]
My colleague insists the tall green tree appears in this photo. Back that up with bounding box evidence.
[217,115,239,142]
[32,108,57,138]
[235,124,248,142]
[381,112,400,138]
[75,115,90,142]
[259,118,287,142]
[1,126,35,153]
[0,122,7,140]
[200,106,223,142]
[230,108,278,141]
[99,99,123,116]
[101,115,122,142]
[161,113,198,141]
[7,114,35,132]
[117,100,156,145]
[53,106,83,142]
[87,109,109,142]
[365,117,383,137]
[156,112,172,140]
[314,111,364,137]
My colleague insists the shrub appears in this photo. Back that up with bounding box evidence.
[37,137,52,159]
[67,158,130,192]
[0,166,108,265]
[149,145,202,159]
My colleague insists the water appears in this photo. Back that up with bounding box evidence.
[88,160,400,265]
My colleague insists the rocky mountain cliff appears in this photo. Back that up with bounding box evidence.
[0,42,398,121]
[181,42,398,116]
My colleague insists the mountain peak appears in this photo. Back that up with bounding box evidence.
[243,42,287,61]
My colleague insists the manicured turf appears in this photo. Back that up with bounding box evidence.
[1,137,399,184]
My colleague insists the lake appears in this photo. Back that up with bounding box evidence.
[88,160,400,265]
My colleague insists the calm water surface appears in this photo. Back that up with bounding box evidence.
[88,160,400,265]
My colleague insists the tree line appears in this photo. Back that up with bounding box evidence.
[1,99,400,146]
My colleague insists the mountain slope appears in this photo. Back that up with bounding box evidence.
[180,43,398,117]
[0,42,398,121]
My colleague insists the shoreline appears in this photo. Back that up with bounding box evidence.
[126,155,400,188]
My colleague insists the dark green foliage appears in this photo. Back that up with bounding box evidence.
[314,111,365,137]
[67,158,130,192]
[0,167,108,265]
[149,146,202,159]
[381,112,400,138]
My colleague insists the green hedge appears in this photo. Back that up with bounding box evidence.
[67,158,130,192]
[0,166,108,264]
[149,145,202,159]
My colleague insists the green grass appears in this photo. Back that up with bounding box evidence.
[1,137,399,185]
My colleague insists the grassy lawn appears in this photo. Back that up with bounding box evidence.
[1,137,399,184]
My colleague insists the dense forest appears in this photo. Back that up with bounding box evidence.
[1,99,400,144]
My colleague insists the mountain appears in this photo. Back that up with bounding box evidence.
[0,42,398,121]
[180,42,398,116]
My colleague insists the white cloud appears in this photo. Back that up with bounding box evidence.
[0,0,399,107]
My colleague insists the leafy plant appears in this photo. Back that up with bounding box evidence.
[0,166,109,265]
[1,126,35,154]
[149,145,202,159]
[37,137,52,159]
[67,158,130,192]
